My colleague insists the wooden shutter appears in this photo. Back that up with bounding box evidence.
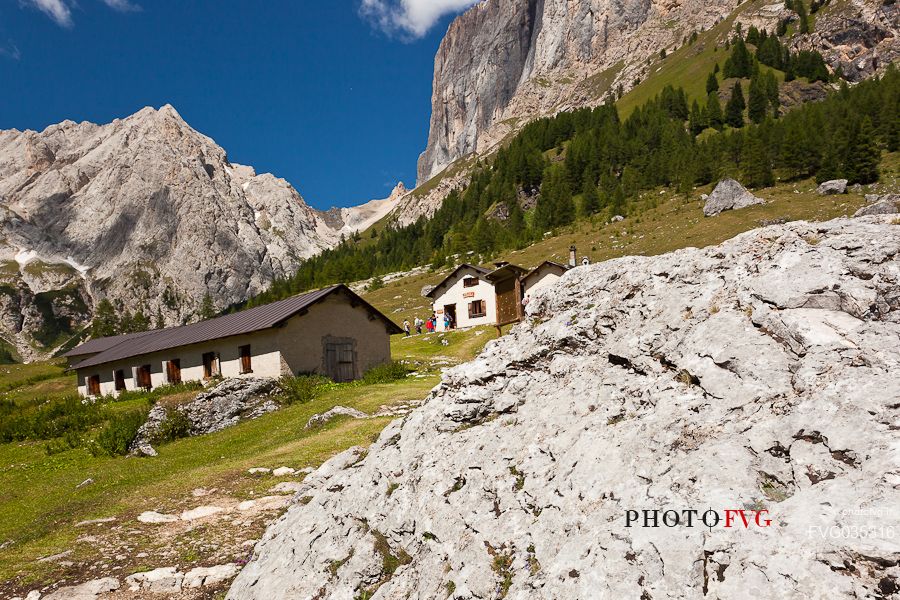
[239,345,252,373]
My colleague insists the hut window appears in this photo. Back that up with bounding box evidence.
[239,345,252,374]
[468,300,486,318]
[113,369,126,391]
[166,359,182,384]
[463,277,478,288]
[202,352,219,378]
[87,374,101,396]
[137,365,152,390]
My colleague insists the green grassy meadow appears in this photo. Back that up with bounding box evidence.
[0,328,498,594]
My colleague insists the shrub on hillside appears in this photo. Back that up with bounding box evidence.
[362,361,410,385]
[278,375,330,405]
[0,395,105,443]
[153,408,192,444]
[115,381,204,405]
[87,409,147,457]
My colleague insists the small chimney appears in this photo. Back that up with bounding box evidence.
[569,245,577,267]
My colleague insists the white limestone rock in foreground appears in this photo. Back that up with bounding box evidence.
[229,217,900,599]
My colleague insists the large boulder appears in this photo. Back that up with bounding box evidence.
[854,193,900,217]
[183,377,279,434]
[703,179,765,216]
[129,378,279,455]
[816,179,848,195]
[229,216,900,600]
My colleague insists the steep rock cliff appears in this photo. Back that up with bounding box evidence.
[416,0,898,184]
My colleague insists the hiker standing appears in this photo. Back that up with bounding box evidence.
[415,317,423,335]
[403,319,411,337]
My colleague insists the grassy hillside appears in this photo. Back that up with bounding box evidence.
[360,151,897,321]
[0,329,499,595]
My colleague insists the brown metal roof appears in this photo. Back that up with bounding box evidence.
[522,261,571,283]
[485,263,528,282]
[72,285,402,370]
[63,330,157,357]
[424,263,499,298]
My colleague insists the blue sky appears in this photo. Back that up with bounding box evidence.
[0,1,479,209]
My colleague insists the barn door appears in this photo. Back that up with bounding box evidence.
[324,339,356,382]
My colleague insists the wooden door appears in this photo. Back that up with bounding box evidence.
[166,359,181,384]
[494,276,519,324]
[325,341,356,382]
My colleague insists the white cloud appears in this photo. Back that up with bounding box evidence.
[360,0,480,39]
[0,41,22,60]
[21,0,73,28]
[101,0,141,12]
[20,0,141,27]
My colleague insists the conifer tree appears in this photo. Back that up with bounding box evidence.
[131,309,150,333]
[580,178,601,217]
[609,185,626,218]
[155,308,165,330]
[845,117,880,184]
[690,100,707,135]
[883,96,899,152]
[780,118,817,179]
[506,198,525,237]
[725,82,746,128]
[764,71,780,117]
[797,1,810,34]
[816,144,843,183]
[198,293,216,320]
[746,26,761,46]
[706,72,719,95]
[705,91,725,130]
[741,134,775,188]
[91,299,119,338]
[748,75,768,124]
[723,38,753,79]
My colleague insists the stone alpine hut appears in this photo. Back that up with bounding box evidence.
[67,285,402,397]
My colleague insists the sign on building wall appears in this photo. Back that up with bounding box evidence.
[463,292,475,298]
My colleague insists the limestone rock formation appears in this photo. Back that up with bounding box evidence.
[854,193,900,217]
[129,377,279,455]
[416,0,897,186]
[229,216,900,599]
[817,179,849,195]
[703,179,765,216]
[0,106,399,357]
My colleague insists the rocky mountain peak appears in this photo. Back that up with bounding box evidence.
[0,105,347,358]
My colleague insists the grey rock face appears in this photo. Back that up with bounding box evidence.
[129,377,279,454]
[183,377,279,434]
[703,179,765,216]
[854,194,900,217]
[0,106,394,356]
[229,216,900,599]
[42,577,119,600]
[305,405,368,429]
[416,0,896,186]
[817,179,848,195]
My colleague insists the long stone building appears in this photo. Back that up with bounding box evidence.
[67,285,402,397]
